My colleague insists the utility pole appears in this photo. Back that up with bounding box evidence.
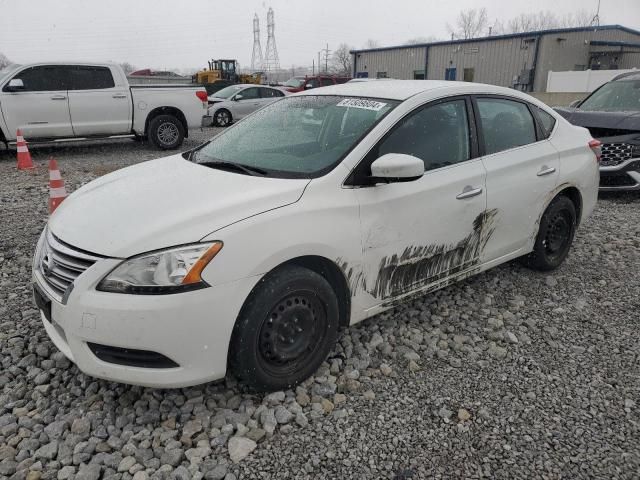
[318,44,331,74]
[312,59,315,75]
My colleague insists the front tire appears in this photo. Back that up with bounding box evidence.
[148,114,184,150]
[229,265,340,392]
[213,109,232,127]
[522,195,577,271]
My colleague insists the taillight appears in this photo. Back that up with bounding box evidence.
[196,90,208,103]
[588,139,602,162]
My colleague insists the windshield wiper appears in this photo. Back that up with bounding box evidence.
[199,160,267,176]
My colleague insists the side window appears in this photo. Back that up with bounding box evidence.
[68,66,115,90]
[261,88,283,98]
[320,77,334,87]
[9,66,69,92]
[477,98,537,155]
[240,87,260,99]
[533,105,556,139]
[377,99,470,171]
[306,78,320,88]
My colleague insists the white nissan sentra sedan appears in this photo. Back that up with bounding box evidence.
[32,81,600,391]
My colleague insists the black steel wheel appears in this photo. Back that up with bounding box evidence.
[229,265,340,391]
[522,195,577,271]
[213,109,232,127]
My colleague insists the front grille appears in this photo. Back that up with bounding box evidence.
[600,174,638,187]
[600,143,632,167]
[87,343,179,368]
[37,230,103,301]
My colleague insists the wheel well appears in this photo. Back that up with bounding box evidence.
[556,186,583,225]
[145,107,188,138]
[280,256,351,328]
[0,128,7,149]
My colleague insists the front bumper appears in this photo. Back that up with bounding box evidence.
[32,254,259,388]
[599,158,640,191]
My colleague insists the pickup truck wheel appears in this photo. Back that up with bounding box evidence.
[522,195,576,271]
[213,109,232,127]
[229,265,340,392]
[148,115,184,150]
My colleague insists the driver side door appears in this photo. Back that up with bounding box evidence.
[0,65,73,139]
[352,97,490,306]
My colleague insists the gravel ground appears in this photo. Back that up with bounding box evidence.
[0,133,639,480]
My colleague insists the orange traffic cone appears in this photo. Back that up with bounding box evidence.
[16,129,35,170]
[48,158,68,214]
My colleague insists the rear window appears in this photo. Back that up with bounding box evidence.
[68,66,115,90]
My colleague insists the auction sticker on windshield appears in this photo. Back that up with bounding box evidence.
[336,98,388,111]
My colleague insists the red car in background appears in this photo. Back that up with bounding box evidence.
[283,75,351,93]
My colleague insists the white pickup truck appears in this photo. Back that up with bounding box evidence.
[0,62,209,149]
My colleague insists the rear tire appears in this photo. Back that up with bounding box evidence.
[229,265,340,392]
[522,195,577,271]
[148,114,184,150]
[213,109,232,127]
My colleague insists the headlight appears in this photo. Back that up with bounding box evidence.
[97,242,223,294]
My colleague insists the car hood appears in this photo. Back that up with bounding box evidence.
[48,155,310,258]
[555,107,640,132]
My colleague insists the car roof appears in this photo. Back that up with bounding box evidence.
[294,79,529,101]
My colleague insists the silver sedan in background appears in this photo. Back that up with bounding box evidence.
[207,84,288,127]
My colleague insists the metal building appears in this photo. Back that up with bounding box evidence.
[350,25,640,92]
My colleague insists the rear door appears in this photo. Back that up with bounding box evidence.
[474,95,560,262]
[67,66,131,136]
[259,87,285,106]
[0,65,73,138]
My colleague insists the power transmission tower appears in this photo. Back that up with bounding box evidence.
[319,44,331,73]
[251,14,263,71]
[263,7,280,75]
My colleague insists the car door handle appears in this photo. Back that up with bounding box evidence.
[537,166,556,177]
[112,94,127,99]
[50,95,67,100]
[456,186,483,200]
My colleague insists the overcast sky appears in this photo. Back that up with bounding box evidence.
[0,0,638,71]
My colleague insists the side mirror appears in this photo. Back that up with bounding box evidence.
[234,94,243,101]
[569,99,581,108]
[370,153,425,182]
[6,78,24,92]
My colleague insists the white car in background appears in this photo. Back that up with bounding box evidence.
[207,84,288,127]
[32,80,599,391]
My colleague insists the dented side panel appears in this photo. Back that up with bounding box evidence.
[352,158,488,310]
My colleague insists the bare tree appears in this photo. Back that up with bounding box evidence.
[447,8,488,39]
[403,36,440,45]
[363,39,380,49]
[506,11,558,33]
[331,43,353,76]
[558,9,594,28]
[503,9,594,33]
[119,62,136,74]
[0,53,12,70]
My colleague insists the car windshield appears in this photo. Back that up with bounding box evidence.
[283,78,305,88]
[213,85,244,99]
[193,95,397,178]
[579,80,640,112]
